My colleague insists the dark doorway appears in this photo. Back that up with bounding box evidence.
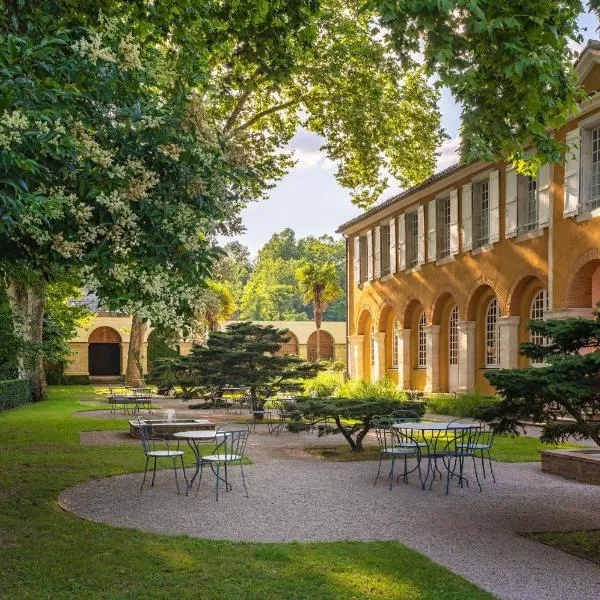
[89,343,121,376]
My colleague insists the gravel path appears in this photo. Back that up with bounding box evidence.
[60,429,600,600]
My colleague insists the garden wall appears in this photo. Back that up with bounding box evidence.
[0,379,31,411]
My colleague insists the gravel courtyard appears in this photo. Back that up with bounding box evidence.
[60,425,600,600]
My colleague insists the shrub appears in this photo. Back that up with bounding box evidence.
[46,373,90,385]
[0,379,31,410]
[304,371,344,397]
[426,392,499,418]
[336,378,408,401]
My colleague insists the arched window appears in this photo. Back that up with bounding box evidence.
[370,327,376,367]
[530,289,549,364]
[485,297,500,367]
[392,318,399,368]
[417,312,427,368]
[448,305,459,366]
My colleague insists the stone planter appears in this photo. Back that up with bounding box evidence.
[541,448,600,485]
[129,419,215,439]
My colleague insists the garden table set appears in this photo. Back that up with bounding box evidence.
[108,387,153,415]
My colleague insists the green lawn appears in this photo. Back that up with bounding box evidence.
[307,434,584,463]
[0,385,493,599]
[526,530,600,564]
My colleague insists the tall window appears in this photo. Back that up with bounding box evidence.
[436,195,451,258]
[590,126,600,210]
[417,312,427,368]
[392,318,399,368]
[517,174,538,233]
[530,289,549,364]
[359,235,368,283]
[405,211,419,268]
[370,327,375,368]
[485,297,500,367]
[380,223,391,276]
[474,179,490,248]
[448,305,459,366]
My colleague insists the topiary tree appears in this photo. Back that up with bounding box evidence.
[186,322,321,411]
[484,306,600,447]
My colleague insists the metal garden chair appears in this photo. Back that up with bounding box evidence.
[457,421,496,482]
[138,420,187,494]
[194,425,250,501]
[437,427,482,495]
[373,426,422,490]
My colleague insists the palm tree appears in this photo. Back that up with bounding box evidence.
[296,262,343,362]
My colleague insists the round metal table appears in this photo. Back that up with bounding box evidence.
[173,430,224,495]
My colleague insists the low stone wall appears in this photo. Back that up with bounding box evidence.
[541,449,600,485]
[129,419,215,439]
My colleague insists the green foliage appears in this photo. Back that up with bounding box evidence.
[45,374,90,386]
[303,370,345,397]
[336,378,408,401]
[147,331,179,372]
[186,322,321,408]
[485,307,600,447]
[0,379,30,410]
[0,287,22,380]
[369,0,587,173]
[150,356,200,399]
[426,392,499,419]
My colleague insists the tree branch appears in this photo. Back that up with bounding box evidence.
[224,89,253,132]
[234,97,301,133]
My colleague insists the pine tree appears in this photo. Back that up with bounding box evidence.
[187,322,320,410]
[484,307,600,447]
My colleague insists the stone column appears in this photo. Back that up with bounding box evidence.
[457,321,476,392]
[347,335,364,380]
[498,316,520,369]
[371,332,386,382]
[424,325,441,392]
[397,329,411,389]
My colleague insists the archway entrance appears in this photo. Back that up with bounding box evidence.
[307,330,334,362]
[88,327,122,376]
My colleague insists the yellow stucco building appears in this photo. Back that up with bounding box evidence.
[338,41,600,395]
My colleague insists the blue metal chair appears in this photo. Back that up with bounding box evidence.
[457,421,496,482]
[437,427,482,495]
[195,425,250,501]
[373,426,422,490]
[138,421,187,494]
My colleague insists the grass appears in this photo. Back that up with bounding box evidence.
[525,530,600,564]
[306,434,585,463]
[0,385,493,599]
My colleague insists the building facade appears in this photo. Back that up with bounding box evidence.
[338,42,600,395]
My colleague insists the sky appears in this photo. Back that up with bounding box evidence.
[222,11,599,256]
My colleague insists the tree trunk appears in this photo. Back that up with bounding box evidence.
[126,314,147,385]
[7,277,47,401]
[314,300,322,363]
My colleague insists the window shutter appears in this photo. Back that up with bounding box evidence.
[427,199,436,262]
[449,189,459,255]
[564,127,580,217]
[389,217,397,273]
[461,183,473,251]
[353,236,360,285]
[489,170,500,243]
[367,229,373,280]
[417,204,425,265]
[505,167,518,238]
[374,226,381,279]
[397,213,406,270]
[538,163,551,226]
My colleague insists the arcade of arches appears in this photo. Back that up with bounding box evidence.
[348,261,600,394]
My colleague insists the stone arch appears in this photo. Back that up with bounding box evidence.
[506,269,548,316]
[376,302,396,331]
[430,286,462,325]
[564,248,600,309]
[401,297,425,329]
[88,326,121,343]
[466,279,506,321]
[307,330,334,362]
[276,331,299,356]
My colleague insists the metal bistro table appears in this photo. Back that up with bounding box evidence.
[173,430,225,495]
[392,422,481,493]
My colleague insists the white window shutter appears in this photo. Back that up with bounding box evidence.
[389,217,397,273]
[367,229,373,280]
[564,127,580,217]
[505,167,518,238]
[538,163,551,226]
[417,204,425,265]
[427,199,436,262]
[489,170,500,243]
[374,226,381,279]
[449,189,459,255]
[397,213,406,271]
[461,183,473,251]
[353,236,360,285]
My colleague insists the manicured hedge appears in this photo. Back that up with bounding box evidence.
[46,373,90,385]
[0,379,31,411]
[426,392,499,418]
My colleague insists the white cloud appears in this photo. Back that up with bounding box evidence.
[293,147,335,171]
[436,137,460,172]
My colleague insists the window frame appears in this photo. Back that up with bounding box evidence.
[392,318,399,368]
[436,194,451,259]
[405,210,419,269]
[380,222,391,277]
[417,312,427,369]
[517,173,539,234]
[530,289,549,366]
[359,235,368,284]
[485,297,500,368]
[370,327,376,368]
[473,176,490,249]
[448,305,459,366]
